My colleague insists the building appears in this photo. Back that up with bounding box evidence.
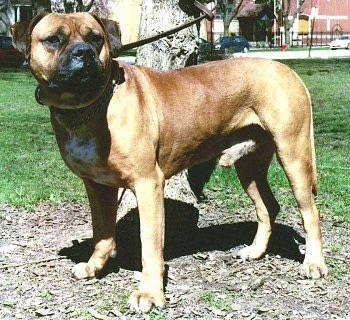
[290,0,350,36]
[213,0,350,45]
[7,1,350,44]
[236,2,275,43]
[11,0,32,23]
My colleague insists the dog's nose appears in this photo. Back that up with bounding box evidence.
[71,43,94,58]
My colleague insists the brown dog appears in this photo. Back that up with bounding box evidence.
[12,12,328,312]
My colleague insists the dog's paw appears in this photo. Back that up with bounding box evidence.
[300,261,328,279]
[72,262,96,279]
[128,290,166,313]
[238,245,265,260]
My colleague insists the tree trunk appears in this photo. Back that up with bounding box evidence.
[283,13,291,46]
[136,0,198,69]
[0,0,15,35]
[32,0,51,14]
[218,0,244,37]
[223,18,231,36]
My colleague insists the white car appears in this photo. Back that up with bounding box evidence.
[329,35,350,50]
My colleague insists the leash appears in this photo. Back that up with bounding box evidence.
[117,0,215,53]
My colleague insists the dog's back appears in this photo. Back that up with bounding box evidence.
[116,58,313,179]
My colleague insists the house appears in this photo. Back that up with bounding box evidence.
[7,1,350,45]
[0,0,31,35]
[214,0,350,45]
[213,0,276,43]
[5,0,141,43]
[236,3,275,42]
[11,0,32,23]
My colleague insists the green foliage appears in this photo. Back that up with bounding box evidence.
[200,291,232,312]
[39,289,53,299]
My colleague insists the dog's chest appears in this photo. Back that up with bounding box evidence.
[63,135,119,186]
[65,136,98,165]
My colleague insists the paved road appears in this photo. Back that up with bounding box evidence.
[234,48,350,60]
[117,48,350,65]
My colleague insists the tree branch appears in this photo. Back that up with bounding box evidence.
[0,256,67,270]
[230,0,244,20]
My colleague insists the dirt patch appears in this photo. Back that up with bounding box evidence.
[0,195,349,319]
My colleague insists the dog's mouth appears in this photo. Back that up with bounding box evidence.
[49,42,105,95]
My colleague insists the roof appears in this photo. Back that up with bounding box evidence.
[237,4,275,20]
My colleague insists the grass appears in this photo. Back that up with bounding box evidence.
[0,59,349,221]
[200,291,233,313]
[0,69,86,208]
[301,60,350,220]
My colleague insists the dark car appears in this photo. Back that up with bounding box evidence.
[215,36,250,53]
[198,37,214,53]
[0,36,25,67]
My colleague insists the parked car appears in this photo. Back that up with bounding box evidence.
[0,36,25,67]
[329,35,350,50]
[198,37,214,53]
[215,36,250,53]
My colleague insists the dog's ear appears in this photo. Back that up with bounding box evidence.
[11,12,49,57]
[95,16,123,58]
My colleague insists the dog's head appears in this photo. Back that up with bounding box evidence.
[11,12,122,109]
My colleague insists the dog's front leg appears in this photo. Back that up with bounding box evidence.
[128,169,166,313]
[73,179,118,279]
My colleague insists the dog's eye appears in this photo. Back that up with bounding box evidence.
[42,35,61,47]
[88,33,103,47]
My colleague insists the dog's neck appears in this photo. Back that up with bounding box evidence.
[49,81,116,129]
[46,62,125,129]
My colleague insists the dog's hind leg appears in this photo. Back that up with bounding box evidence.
[234,142,280,260]
[72,179,118,279]
[275,138,328,279]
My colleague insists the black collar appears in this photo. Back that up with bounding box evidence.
[48,80,117,129]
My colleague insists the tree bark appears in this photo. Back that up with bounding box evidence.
[281,0,306,46]
[136,0,198,69]
[218,0,244,36]
[32,0,51,15]
[0,0,15,35]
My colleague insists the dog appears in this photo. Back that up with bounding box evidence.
[12,12,328,313]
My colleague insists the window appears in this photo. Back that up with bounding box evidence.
[298,15,309,35]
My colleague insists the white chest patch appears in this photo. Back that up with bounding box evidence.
[63,136,122,187]
[65,136,98,164]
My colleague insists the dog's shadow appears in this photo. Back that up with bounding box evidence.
[59,199,304,274]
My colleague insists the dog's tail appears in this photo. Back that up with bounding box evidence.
[301,79,318,197]
[310,104,318,197]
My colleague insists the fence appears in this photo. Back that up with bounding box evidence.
[250,31,349,49]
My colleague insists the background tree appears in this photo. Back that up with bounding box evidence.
[0,0,14,35]
[32,0,51,15]
[278,0,306,45]
[217,0,244,36]
[50,0,109,15]
[136,0,199,69]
